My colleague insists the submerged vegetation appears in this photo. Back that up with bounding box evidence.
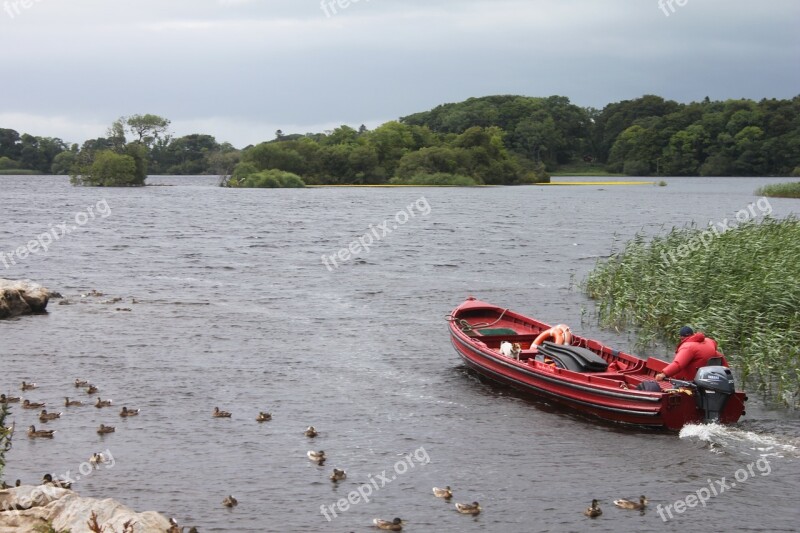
[584,217,800,403]
[756,181,800,198]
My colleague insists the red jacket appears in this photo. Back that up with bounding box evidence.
[662,333,728,380]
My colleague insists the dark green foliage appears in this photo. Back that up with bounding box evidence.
[389,172,480,186]
[225,168,306,188]
[71,149,145,186]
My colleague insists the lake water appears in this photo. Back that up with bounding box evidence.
[1,175,799,532]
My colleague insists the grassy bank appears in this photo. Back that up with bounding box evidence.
[0,169,38,175]
[583,217,800,404]
[756,182,800,199]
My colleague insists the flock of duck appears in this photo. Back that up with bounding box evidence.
[3,380,649,530]
[208,406,484,531]
[1,380,140,443]
[0,379,139,488]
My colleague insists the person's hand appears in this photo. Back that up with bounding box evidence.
[655,372,666,381]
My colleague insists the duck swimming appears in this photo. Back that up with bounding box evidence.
[455,502,481,515]
[584,499,602,517]
[97,424,115,434]
[614,495,648,510]
[222,495,238,507]
[304,426,318,438]
[307,450,326,464]
[433,486,453,499]
[330,468,346,482]
[39,410,62,422]
[74,379,89,388]
[21,381,37,391]
[95,398,112,408]
[65,397,83,407]
[119,406,140,417]
[256,412,272,422]
[0,394,20,403]
[22,399,45,409]
[213,407,232,418]
[373,518,403,531]
[27,425,55,438]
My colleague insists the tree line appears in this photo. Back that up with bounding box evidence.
[1,94,798,186]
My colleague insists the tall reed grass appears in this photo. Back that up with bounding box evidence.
[755,182,800,199]
[584,217,799,404]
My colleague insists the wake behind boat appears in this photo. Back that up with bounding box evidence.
[447,297,747,430]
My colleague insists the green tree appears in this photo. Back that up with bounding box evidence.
[126,114,171,150]
[71,149,143,186]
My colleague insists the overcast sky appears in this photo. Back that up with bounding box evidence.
[1,0,797,148]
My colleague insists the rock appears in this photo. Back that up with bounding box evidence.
[0,485,171,532]
[0,279,51,319]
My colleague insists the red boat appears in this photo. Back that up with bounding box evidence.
[447,297,747,430]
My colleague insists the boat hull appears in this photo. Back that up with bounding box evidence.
[448,298,746,431]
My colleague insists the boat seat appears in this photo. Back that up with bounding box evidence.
[537,341,609,372]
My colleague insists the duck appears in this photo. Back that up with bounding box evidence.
[307,450,326,464]
[0,394,21,403]
[330,468,347,482]
[65,397,84,407]
[584,499,603,518]
[256,411,272,422]
[27,425,55,438]
[373,518,403,531]
[213,407,232,418]
[95,398,112,408]
[90,452,107,466]
[119,406,140,417]
[455,502,481,515]
[74,379,89,388]
[304,426,318,438]
[42,473,71,489]
[39,410,62,422]
[433,486,453,499]
[86,385,99,394]
[21,381,37,391]
[614,495,648,510]
[22,399,45,409]
[222,495,238,507]
[97,424,115,434]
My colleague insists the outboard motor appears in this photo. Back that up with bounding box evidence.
[693,366,736,422]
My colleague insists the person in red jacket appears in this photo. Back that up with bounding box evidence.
[655,326,728,381]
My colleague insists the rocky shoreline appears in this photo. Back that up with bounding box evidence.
[0,484,171,532]
[0,279,52,319]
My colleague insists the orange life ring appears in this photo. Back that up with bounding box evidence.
[532,327,564,347]
[554,324,573,345]
[532,324,573,348]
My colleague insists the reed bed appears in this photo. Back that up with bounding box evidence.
[584,217,800,403]
[755,182,800,199]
